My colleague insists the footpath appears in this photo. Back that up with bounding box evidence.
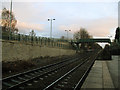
[81,59,117,89]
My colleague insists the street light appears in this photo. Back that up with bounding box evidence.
[108,35,112,38]
[65,30,71,40]
[48,18,55,38]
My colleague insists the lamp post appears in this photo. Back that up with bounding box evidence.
[108,35,112,39]
[48,18,55,38]
[65,30,71,40]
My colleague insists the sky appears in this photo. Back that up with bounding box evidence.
[0,0,119,42]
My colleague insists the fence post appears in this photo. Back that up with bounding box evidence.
[54,40,56,47]
[44,37,46,45]
[35,37,38,44]
[18,34,20,41]
[43,37,45,46]
[46,38,47,46]
[15,34,17,40]
[31,36,33,44]
[52,38,54,47]
[42,37,44,46]
[25,35,27,42]
[41,37,43,46]
[49,38,51,46]
[51,38,53,47]
[57,40,59,47]
[48,38,50,46]
[38,37,40,45]
[28,35,30,43]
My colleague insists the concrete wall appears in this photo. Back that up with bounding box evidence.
[2,40,76,61]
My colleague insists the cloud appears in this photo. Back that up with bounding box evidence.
[59,17,117,37]
[1,2,118,38]
[16,21,44,33]
[0,19,44,34]
[88,17,117,37]
[1,2,45,34]
[59,24,80,33]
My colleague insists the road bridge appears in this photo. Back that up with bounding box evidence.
[72,38,111,44]
[71,38,111,52]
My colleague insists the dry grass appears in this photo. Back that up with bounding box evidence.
[2,55,76,78]
[2,60,36,77]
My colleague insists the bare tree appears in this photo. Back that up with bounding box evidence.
[73,28,91,40]
[1,8,17,32]
[73,28,92,49]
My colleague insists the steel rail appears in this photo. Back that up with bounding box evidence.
[8,58,79,89]
[2,56,77,81]
[74,50,102,90]
[2,56,82,90]
[2,52,95,90]
[43,56,91,90]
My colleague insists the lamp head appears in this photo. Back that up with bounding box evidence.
[48,19,50,21]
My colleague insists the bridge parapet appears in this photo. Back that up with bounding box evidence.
[72,38,111,44]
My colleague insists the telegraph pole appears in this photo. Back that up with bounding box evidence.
[9,0,12,40]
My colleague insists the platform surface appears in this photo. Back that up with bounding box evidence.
[81,60,115,89]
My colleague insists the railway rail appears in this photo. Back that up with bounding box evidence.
[43,51,99,90]
[2,51,100,90]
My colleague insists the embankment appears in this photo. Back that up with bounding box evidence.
[2,40,76,61]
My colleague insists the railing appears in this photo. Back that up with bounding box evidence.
[1,32,73,49]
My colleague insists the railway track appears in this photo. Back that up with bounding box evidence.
[2,51,99,90]
[43,51,99,90]
[2,53,86,90]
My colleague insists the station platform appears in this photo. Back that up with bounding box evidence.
[81,60,115,89]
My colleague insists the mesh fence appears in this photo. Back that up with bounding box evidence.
[1,32,72,49]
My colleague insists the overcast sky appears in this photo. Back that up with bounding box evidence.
[0,0,119,40]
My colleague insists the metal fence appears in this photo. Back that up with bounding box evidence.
[1,32,72,49]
